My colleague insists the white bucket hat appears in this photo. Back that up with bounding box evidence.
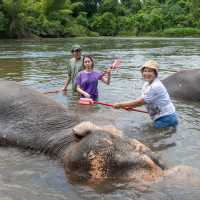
[141,60,159,73]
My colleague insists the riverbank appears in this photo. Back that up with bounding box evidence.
[118,28,200,37]
[1,28,200,39]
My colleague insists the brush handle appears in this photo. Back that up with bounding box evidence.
[126,108,148,113]
[94,101,148,114]
[94,101,113,107]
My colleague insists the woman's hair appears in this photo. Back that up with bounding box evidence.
[141,67,158,77]
[154,70,158,77]
[82,55,94,69]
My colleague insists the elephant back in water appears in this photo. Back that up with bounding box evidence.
[0,79,79,157]
[162,69,200,101]
[0,79,166,181]
[1,79,200,187]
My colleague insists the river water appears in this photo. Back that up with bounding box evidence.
[0,37,200,200]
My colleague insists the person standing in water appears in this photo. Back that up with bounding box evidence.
[75,55,111,101]
[62,44,83,92]
[113,60,178,129]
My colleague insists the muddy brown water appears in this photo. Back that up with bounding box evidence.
[0,37,200,200]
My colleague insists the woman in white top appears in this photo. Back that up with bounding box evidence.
[113,60,178,129]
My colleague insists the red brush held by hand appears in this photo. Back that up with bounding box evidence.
[79,98,148,114]
[100,59,122,78]
[111,59,122,69]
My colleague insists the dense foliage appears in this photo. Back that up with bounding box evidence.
[0,0,199,38]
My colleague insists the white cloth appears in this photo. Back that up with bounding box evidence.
[141,78,175,120]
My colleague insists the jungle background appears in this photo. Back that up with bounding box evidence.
[0,0,200,38]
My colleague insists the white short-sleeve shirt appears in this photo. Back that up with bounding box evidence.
[141,78,175,120]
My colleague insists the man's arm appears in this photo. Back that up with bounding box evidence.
[62,61,72,91]
[62,76,71,91]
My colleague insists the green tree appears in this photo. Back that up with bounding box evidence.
[2,0,25,37]
[120,0,142,14]
[0,1,7,33]
[99,0,126,16]
[71,0,102,17]
[117,15,136,35]
[92,12,117,35]
[70,1,84,17]
[44,0,66,15]
[190,0,200,26]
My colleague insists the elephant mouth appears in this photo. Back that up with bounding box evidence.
[63,121,165,182]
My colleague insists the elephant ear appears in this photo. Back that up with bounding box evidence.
[72,121,101,138]
[101,125,123,138]
[128,139,151,153]
[128,139,167,170]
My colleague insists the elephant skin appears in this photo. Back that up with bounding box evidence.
[0,79,197,184]
[0,79,166,182]
[162,69,200,101]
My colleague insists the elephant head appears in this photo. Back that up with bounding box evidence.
[63,122,165,181]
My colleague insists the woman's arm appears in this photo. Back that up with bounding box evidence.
[101,69,112,85]
[113,97,145,109]
[76,85,91,98]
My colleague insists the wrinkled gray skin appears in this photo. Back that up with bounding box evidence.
[162,69,200,101]
[0,79,165,182]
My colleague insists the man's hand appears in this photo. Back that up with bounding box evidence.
[62,87,67,92]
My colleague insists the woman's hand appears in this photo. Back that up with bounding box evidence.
[101,68,112,85]
[84,93,91,98]
[113,103,122,109]
[103,68,112,75]
[106,68,112,74]
[77,85,91,98]
[62,87,67,91]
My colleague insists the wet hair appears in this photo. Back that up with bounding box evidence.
[82,55,94,69]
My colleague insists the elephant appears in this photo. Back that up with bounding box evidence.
[162,69,200,101]
[0,79,166,182]
[0,79,199,187]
